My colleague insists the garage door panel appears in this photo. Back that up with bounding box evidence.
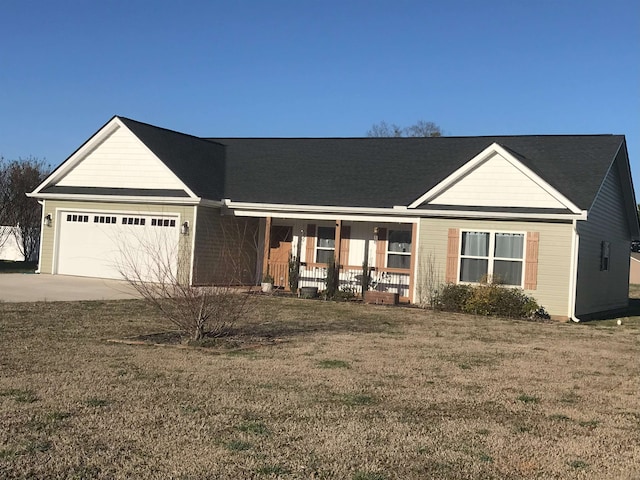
[56,211,179,282]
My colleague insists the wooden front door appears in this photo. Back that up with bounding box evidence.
[268,225,292,288]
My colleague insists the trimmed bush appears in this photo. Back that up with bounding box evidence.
[438,283,545,319]
[439,283,473,313]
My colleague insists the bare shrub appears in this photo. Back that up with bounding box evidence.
[117,213,258,340]
[416,251,441,308]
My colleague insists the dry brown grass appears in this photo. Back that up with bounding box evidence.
[0,295,639,479]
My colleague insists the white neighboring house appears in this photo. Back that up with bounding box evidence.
[0,226,25,261]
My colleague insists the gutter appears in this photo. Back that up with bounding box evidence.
[26,192,224,208]
[224,200,588,222]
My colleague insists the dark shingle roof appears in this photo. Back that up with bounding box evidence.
[112,117,625,211]
[208,135,624,210]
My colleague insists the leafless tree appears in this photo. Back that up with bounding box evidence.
[0,157,50,260]
[366,121,404,137]
[403,120,442,137]
[116,214,259,341]
[367,120,442,138]
[0,158,11,250]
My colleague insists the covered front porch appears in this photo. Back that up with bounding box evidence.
[260,217,418,302]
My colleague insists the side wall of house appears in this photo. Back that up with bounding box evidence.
[39,199,195,283]
[192,206,259,285]
[575,155,632,317]
[418,217,574,318]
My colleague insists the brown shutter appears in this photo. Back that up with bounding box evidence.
[445,228,460,283]
[524,232,539,290]
[339,226,351,267]
[305,224,316,264]
[375,228,387,269]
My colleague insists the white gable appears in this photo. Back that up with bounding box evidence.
[410,143,582,213]
[55,122,186,191]
[429,151,566,208]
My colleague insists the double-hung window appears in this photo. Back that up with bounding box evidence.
[460,231,524,286]
[315,226,335,263]
[387,230,412,269]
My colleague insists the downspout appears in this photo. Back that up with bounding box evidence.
[569,219,580,322]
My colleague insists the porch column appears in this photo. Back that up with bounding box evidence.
[263,216,272,277]
[334,220,342,267]
[408,223,418,303]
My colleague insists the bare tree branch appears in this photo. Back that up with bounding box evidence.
[0,157,50,261]
[367,120,443,138]
[116,214,259,341]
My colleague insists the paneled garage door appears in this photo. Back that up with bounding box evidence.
[56,211,180,282]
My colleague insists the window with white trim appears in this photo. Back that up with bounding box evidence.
[122,217,146,226]
[387,230,412,269]
[459,231,524,286]
[315,226,335,263]
[93,216,116,224]
[151,218,176,227]
[66,214,89,223]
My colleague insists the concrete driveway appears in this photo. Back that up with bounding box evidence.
[0,273,142,302]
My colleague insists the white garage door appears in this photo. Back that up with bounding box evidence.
[56,211,180,282]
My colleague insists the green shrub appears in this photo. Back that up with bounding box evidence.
[439,283,473,312]
[288,253,300,292]
[438,283,545,319]
[324,256,339,299]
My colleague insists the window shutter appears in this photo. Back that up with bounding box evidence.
[339,226,351,267]
[524,232,539,290]
[445,228,460,283]
[375,228,387,268]
[305,224,316,264]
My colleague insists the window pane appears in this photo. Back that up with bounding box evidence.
[495,233,524,259]
[460,258,488,282]
[316,249,334,264]
[493,260,523,286]
[388,230,412,253]
[317,227,335,248]
[461,232,489,256]
[388,254,411,269]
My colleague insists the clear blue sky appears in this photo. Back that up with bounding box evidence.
[2,0,639,191]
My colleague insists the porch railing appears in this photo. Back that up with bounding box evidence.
[267,261,289,288]
[297,265,410,298]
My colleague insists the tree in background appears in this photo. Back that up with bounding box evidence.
[367,120,442,138]
[0,158,11,251]
[0,157,50,261]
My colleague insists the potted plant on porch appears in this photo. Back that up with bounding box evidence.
[261,273,274,293]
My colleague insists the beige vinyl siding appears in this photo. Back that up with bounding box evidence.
[39,200,55,273]
[39,200,194,282]
[192,206,259,285]
[418,217,573,317]
[575,154,631,317]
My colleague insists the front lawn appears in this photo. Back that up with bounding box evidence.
[0,297,638,479]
